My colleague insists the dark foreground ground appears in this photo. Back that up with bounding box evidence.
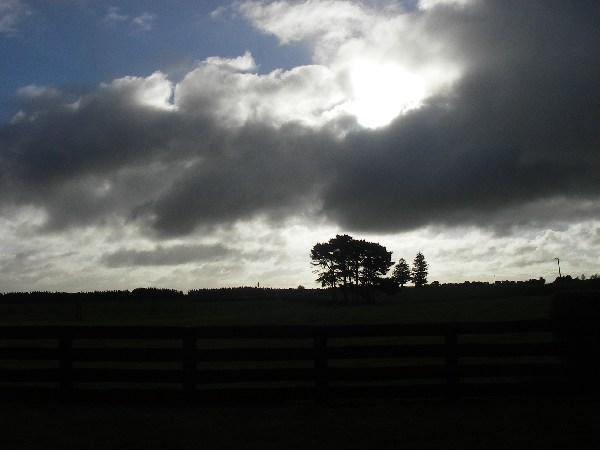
[2,395,600,450]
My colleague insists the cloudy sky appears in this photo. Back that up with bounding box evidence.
[1,0,599,292]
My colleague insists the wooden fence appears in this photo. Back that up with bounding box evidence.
[0,320,595,400]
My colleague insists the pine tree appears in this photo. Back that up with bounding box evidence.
[391,258,411,287]
[411,252,428,287]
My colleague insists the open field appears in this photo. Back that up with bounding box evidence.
[0,292,556,326]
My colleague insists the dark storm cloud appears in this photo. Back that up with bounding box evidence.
[1,0,600,237]
[101,243,232,267]
[0,75,248,230]
[141,122,332,236]
[322,0,600,232]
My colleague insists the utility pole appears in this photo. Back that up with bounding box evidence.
[553,258,562,279]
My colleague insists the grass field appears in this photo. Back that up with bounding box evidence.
[0,293,554,326]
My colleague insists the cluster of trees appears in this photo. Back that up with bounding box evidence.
[310,235,393,301]
[310,234,429,302]
[390,252,428,288]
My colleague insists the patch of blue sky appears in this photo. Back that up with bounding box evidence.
[0,0,311,122]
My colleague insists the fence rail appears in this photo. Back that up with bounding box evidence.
[0,320,596,400]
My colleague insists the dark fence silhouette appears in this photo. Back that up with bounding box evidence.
[0,320,596,400]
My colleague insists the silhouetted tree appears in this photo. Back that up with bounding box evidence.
[358,240,393,301]
[332,234,356,299]
[310,241,339,290]
[311,235,359,301]
[310,235,393,302]
[359,241,393,285]
[391,258,411,287]
[411,252,428,287]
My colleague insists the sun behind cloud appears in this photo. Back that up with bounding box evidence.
[346,60,427,128]
[237,0,462,129]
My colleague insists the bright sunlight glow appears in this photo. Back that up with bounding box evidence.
[347,62,428,128]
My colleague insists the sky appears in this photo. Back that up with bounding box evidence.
[1,0,599,292]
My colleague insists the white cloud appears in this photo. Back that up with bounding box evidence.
[104,72,175,110]
[238,0,376,46]
[17,84,60,99]
[210,5,229,19]
[204,51,257,72]
[418,0,474,11]
[104,7,156,32]
[163,1,465,130]
[97,2,463,129]
[104,6,128,23]
[9,109,26,124]
[237,0,462,128]
[0,0,30,34]
[174,53,347,127]
[132,12,156,32]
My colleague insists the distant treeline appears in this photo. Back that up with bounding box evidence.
[397,277,600,303]
[1,278,599,304]
[0,286,323,304]
[0,287,185,304]
[435,276,600,293]
[188,287,326,302]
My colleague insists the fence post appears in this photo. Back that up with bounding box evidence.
[183,329,197,395]
[593,329,600,395]
[59,332,73,397]
[445,325,459,397]
[314,332,328,403]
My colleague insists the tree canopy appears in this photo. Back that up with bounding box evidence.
[310,234,393,301]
